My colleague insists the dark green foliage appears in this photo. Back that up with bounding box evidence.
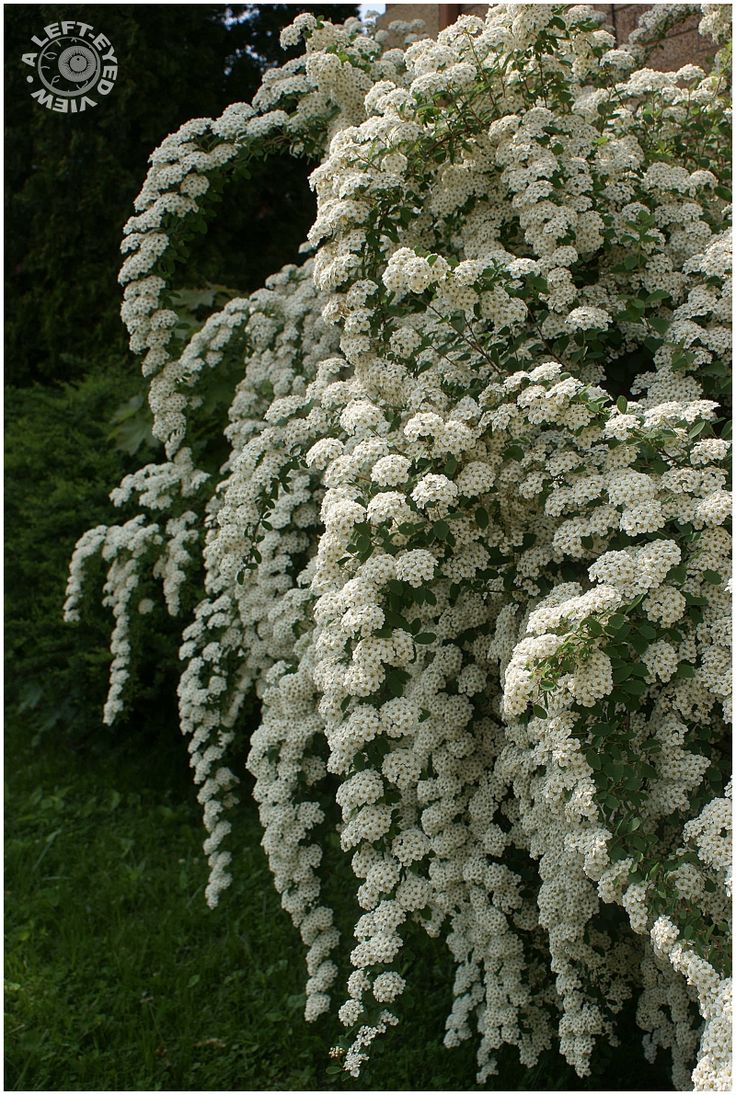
[5,4,356,386]
[5,368,176,743]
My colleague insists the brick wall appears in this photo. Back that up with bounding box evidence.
[380,3,715,69]
[594,4,713,69]
[379,3,441,36]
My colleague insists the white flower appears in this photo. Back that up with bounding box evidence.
[395,549,436,587]
[566,306,612,331]
[371,454,411,487]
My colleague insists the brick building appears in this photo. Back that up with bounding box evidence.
[380,4,714,69]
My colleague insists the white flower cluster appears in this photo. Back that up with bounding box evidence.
[68,5,732,1090]
[66,516,163,724]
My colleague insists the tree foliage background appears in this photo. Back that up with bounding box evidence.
[5,3,355,386]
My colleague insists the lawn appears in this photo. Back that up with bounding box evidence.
[5,719,673,1091]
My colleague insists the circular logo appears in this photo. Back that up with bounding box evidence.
[39,37,101,96]
[22,20,118,112]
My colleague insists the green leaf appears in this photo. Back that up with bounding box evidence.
[109,395,159,457]
[616,395,628,414]
[667,563,688,584]
[414,633,436,645]
[621,678,647,695]
[531,704,547,719]
[475,507,489,530]
[386,668,410,697]
[702,570,722,584]
[627,632,650,655]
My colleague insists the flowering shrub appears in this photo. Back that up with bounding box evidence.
[66,4,732,1089]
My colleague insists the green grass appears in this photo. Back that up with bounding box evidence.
[5,720,675,1091]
